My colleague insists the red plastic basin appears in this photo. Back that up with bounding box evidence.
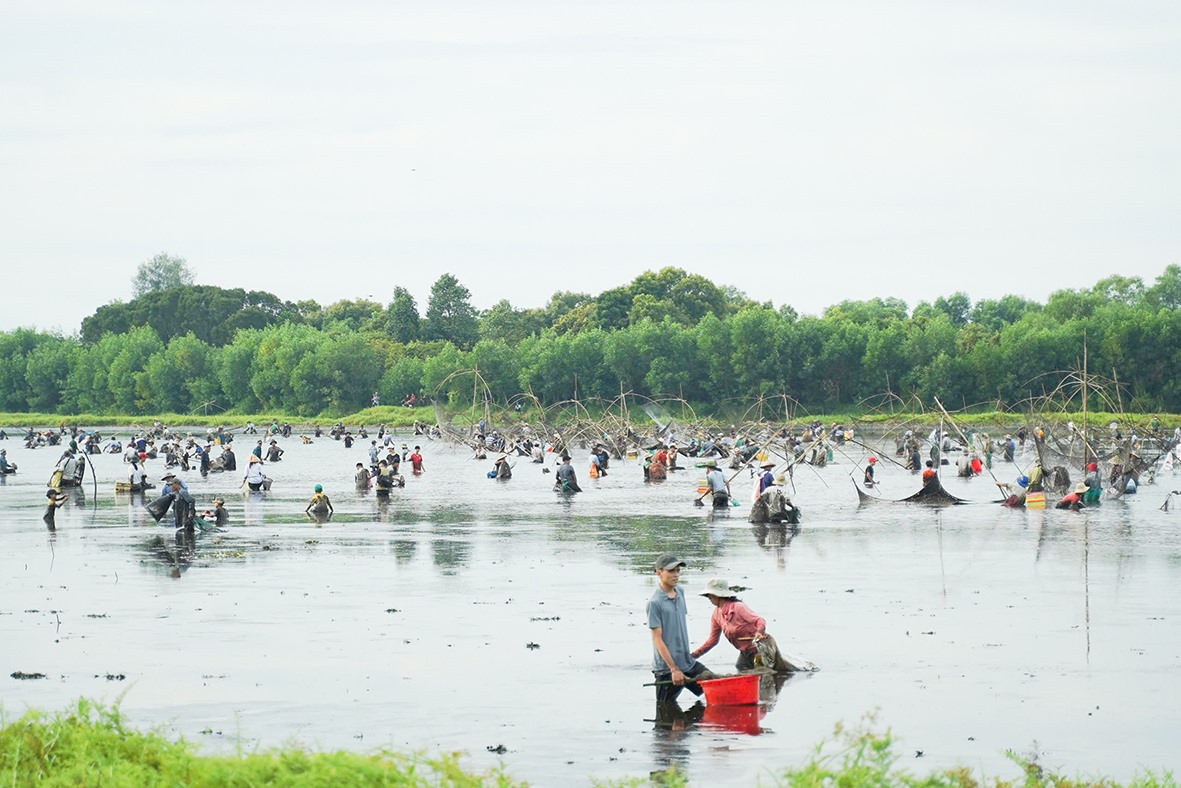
[699,673,759,706]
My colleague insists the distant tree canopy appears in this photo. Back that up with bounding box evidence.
[132,252,196,298]
[6,265,1181,417]
[81,286,304,346]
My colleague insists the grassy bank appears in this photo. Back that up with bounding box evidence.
[1,702,1175,787]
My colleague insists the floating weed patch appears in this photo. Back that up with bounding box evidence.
[0,700,523,786]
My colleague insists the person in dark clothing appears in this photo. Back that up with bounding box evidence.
[44,488,68,530]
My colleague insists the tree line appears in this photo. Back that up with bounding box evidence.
[3,265,1180,417]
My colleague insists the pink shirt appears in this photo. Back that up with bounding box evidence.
[691,599,765,657]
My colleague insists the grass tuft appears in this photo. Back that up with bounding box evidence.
[0,700,523,786]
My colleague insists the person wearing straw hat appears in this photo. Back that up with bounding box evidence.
[202,497,229,527]
[244,454,267,491]
[492,453,512,480]
[1056,482,1089,510]
[648,554,714,701]
[756,461,776,496]
[750,473,799,525]
[691,578,791,673]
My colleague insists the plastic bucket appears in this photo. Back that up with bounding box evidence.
[1025,491,1046,509]
[699,673,759,706]
[700,702,764,734]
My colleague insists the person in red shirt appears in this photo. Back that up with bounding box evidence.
[409,446,425,474]
[690,578,790,672]
[922,460,937,485]
[1056,482,1088,510]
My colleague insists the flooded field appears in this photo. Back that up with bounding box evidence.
[2,433,1180,784]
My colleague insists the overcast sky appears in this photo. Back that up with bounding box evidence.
[2,1,1179,335]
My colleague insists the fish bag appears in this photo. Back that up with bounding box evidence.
[145,493,172,522]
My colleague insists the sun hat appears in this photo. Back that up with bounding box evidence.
[703,459,717,468]
[654,553,686,571]
[1074,482,1088,494]
[248,455,261,464]
[760,461,775,469]
[773,473,787,485]
[1017,475,1029,488]
[700,578,738,598]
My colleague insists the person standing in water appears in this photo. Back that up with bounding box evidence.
[409,446,425,474]
[863,456,877,486]
[648,553,713,701]
[43,488,68,530]
[305,484,333,518]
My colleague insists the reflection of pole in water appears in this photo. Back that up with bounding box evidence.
[936,510,946,599]
[1084,518,1091,662]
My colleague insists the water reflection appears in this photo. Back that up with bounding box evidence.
[388,539,417,564]
[141,531,194,579]
[650,700,704,776]
[430,537,471,574]
[751,523,798,571]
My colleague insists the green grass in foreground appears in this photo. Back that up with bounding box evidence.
[2,702,1176,787]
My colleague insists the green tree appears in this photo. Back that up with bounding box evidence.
[0,329,53,411]
[479,300,544,345]
[81,285,303,346]
[384,287,422,343]
[132,252,195,298]
[968,295,1040,331]
[933,292,971,327]
[314,299,384,332]
[1145,264,1181,310]
[144,334,215,414]
[106,326,166,413]
[424,275,480,349]
[25,339,77,413]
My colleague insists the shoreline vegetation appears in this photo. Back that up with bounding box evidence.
[4,266,1181,423]
[0,408,1175,434]
[0,700,1174,787]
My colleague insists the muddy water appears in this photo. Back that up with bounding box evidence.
[2,434,1180,784]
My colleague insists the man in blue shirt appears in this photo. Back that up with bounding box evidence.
[647,553,713,701]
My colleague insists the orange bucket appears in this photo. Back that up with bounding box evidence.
[699,673,759,705]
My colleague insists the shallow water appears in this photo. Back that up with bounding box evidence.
[2,434,1180,784]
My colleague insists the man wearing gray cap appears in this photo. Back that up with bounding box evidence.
[647,553,713,701]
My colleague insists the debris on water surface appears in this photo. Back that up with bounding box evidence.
[97,673,126,681]
[530,616,560,621]
[486,744,507,754]
[11,671,46,680]
[526,642,540,650]
[86,614,108,618]
[385,608,400,613]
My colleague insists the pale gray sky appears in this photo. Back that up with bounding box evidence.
[2,1,1179,335]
